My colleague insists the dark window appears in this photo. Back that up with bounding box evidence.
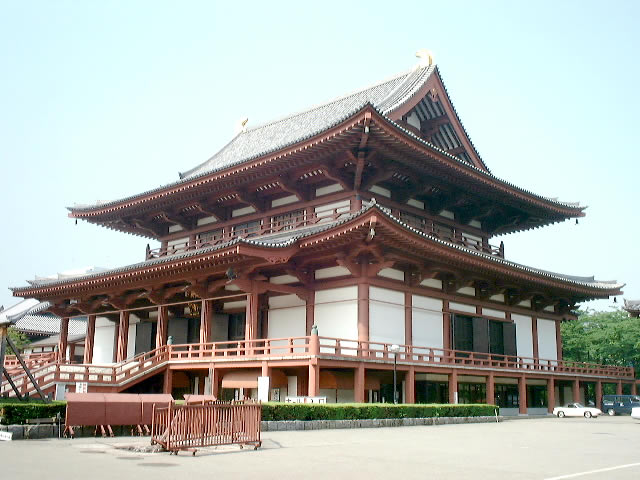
[398,211,427,231]
[458,383,486,404]
[495,384,519,408]
[228,313,246,341]
[452,315,473,352]
[489,321,504,355]
[234,220,261,238]
[271,209,304,231]
[416,381,448,404]
[199,228,223,245]
[453,315,514,358]
[527,385,547,408]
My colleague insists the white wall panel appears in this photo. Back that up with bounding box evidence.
[93,323,115,364]
[377,268,404,281]
[315,266,351,279]
[369,287,404,346]
[513,314,533,359]
[449,302,476,314]
[412,295,443,349]
[314,287,358,343]
[537,318,558,360]
[482,308,506,319]
[268,294,306,339]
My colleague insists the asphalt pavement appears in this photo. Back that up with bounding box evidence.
[1,416,639,479]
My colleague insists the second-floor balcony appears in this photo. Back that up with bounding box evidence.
[146,205,505,260]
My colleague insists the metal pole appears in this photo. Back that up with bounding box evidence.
[393,354,397,404]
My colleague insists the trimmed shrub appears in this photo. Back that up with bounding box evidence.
[0,400,67,425]
[261,403,498,421]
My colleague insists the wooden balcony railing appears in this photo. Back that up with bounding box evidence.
[146,205,505,260]
[3,336,632,398]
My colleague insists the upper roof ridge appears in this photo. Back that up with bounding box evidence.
[179,64,435,179]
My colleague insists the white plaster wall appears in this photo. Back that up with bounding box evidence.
[457,286,476,296]
[369,287,405,346]
[315,183,343,196]
[537,318,558,361]
[377,268,404,281]
[126,323,137,359]
[449,302,476,314]
[93,318,115,364]
[268,294,306,339]
[513,314,533,359]
[412,295,444,349]
[482,308,506,319]
[315,266,351,279]
[420,278,442,289]
[314,287,358,345]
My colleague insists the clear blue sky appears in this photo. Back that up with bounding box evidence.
[1,1,638,311]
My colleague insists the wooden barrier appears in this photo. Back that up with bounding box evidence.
[151,401,262,455]
[64,393,173,438]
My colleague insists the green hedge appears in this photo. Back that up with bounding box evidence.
[0,400,498,425]
[261,403,498,421]
[0,400,67,425]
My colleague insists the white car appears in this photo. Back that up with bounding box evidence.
[553,403,602,418]
[632,407,640,420]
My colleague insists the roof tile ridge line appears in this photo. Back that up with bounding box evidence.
[14,205,380,292]
[374,107,585,211]
[434,66,490,173]
[375,206,621,290]
[378,65,435,115]
[234,66,418,135]
[70,102,376,214]
[179,131,244,179]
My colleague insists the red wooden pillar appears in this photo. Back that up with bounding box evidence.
[595,380,603,411]
[448,370,458,404]
[443,301,451,354]
[632,382,638,396]
[357,283,369,353]
[308,361,320,397]
[245,293,259,342]
[519,376,527,414]
[486,372,495,405]
[116,311,130,362]
[547,377,555,413]
[531,317,539,359]
[354,364,365,403]
[200,300,213,345]
[163,367,173,394]
[211,368,220,398]
[156,306,168,349]
[573,379,581,402]
[83,314,96,364]
[58,317,69,362]
[406,367,415,404]
[616,380,623,395]
[404,292,412,346]
[305,291,315,336]
[556,321,563,361]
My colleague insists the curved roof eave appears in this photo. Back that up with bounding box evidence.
[69,103,584,223]
[16,202,620,299]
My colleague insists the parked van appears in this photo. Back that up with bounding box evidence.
[602,395,640,415]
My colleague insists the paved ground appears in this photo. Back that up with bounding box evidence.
[1,416,639,479]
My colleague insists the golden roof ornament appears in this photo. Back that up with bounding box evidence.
[415,49,434,68]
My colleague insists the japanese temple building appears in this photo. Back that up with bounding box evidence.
[6,54,636,413]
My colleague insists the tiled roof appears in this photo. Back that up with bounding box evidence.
[28,333,86,347]
[179,66,436,179]
[15,314,87,336]
[68,64,584,217]
[13,201,621,295]
[624,299,640,313]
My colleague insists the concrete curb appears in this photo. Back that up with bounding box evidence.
[1,415,503,439]
[261,416,503,431]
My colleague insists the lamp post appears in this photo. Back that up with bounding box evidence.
[389,344,401,404]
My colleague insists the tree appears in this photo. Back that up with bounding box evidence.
[561,309,640,379]
[6,327,30,354]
